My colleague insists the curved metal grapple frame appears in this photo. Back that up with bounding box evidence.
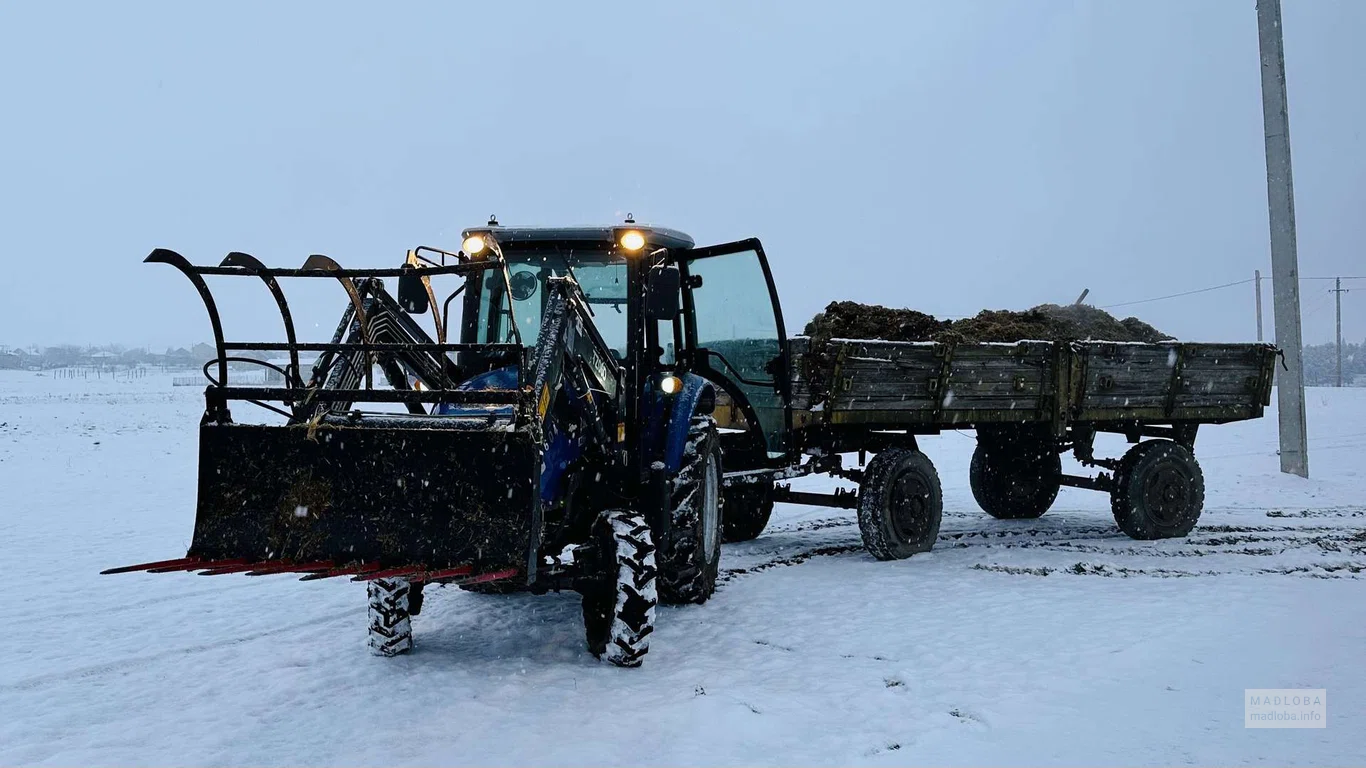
[145,248,229,389]
[221,251,302,388]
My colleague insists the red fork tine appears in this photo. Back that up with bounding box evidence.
[198,561,281,576]
[352,565,428,582]
[246,560,335,576]
[299,562,381,582]
[101,557,201,575]
[148,558,249,574]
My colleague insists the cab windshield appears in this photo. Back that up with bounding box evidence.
[475,249,628,357]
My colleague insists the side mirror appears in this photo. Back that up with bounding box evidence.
[397,264,430,314]
[645,265,681,321]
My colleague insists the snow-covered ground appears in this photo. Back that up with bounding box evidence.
[1,370,1362,766]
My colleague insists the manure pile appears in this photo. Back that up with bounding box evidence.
[799,301,1172,398]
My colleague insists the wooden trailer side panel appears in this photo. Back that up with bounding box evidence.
[821,340,1058,427]
[1070,342,1276,423]
[794,339,1275,432]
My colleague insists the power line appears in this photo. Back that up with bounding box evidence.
[1100,278,1254,309]
[1098,275,1366,311]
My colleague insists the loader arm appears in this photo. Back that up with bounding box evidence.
[527,275,623,448]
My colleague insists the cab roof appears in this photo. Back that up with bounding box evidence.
[460,225,696,252]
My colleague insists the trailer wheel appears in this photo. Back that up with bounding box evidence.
[722,481,774,543]
[582,509,658,668]
[857,448,943,560]
[367,577,414,657]
[658,416,723,605]
[1111,440,1205,540]
[969,438,1062,520]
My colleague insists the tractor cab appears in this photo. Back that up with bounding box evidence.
[441,224,794,472]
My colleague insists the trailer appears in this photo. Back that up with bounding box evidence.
[714,335,1277,551]
[106,223,1276,665]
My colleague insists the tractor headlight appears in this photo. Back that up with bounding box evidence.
[660,375,682,395]
[619,230,646,252]
[462,235,487,257]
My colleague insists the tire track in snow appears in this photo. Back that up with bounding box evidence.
[722,509,1366,584]
[44,579,270,623]
[0,608,361,693]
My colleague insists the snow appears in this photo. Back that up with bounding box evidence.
[1,370,1363,765]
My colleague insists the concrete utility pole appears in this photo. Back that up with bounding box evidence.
[1332,278,1348,387]
[1255,269,1264,342]
[1256,0,1309,477]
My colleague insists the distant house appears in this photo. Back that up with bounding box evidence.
[191,343,217,363]
[165,347,194,367]
[0,349,20,370]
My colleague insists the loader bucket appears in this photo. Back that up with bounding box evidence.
[186,421,542,577]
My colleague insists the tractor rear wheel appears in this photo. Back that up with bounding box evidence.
[1111,440,1205,539]
[722,481,774,543]
[581,509,658,668]
[970,427,1062,520]
[367,577,414,657]
[658,416,723,605]
[856,448,943,561]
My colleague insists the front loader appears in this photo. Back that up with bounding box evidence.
[107,224,729,667]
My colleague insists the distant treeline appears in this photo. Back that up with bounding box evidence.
[0,343,218,370]
[1302,340,1364,386]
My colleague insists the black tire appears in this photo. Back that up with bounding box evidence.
[969,432,1062,520]
[657,416,723,605]
[856,448,943,561]
[367,577,413,657]
[581,509,658,668]
[722,481,774,543]
[1111,440,1205,540]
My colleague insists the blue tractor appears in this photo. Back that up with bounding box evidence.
[108,221,798,667]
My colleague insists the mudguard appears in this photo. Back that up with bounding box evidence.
[661,373,716,472]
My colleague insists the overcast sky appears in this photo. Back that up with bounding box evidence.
[1,0,1362,350]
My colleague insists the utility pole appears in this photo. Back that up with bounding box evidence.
[1255,269,1264,342]
[1332,278,1348,387]
[1256,0,1309,477]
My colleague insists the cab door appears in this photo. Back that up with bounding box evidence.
[680,238,791,463]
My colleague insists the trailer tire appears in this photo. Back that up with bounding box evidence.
[722,482,774,543]
[367,577,413,657]
[969,439,1062,520]
[582,509,658,668]
[658,416,723,605]
[857,448,943,561]
[1111,440,1204,539]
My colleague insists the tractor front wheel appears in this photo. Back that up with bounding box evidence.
[581,509,658,668]
[367,577,414,657]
